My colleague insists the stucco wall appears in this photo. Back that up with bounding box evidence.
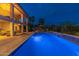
[0,20,10,32]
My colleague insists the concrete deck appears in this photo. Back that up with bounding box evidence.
[0,32,33,56]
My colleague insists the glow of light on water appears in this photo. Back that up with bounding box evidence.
[32,36,43,42]
[34,36,42,42]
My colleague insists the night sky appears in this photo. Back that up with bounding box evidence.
[19,3,79,25]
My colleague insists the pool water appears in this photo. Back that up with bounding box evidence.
[10,32,79,56]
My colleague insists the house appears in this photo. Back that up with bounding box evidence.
[0,3,28,36]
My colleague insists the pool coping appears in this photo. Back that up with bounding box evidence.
[52,32,79,45]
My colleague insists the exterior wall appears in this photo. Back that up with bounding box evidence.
[0,20,10,35]
[0,4,10,17]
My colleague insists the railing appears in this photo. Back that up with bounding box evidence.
[0,15,10,21]
[0,15,27,25]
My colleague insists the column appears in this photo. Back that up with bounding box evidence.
[26,18,28,32]
[21,14,24,33]
[10,3,14,36]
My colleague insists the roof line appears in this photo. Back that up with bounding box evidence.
[13,3,29,18]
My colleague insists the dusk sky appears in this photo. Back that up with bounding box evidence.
[19,3,79,25]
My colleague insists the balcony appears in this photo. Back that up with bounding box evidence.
[0,15,10,21]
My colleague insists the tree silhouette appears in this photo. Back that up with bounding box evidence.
[38,17,45,31]
[28,16,35,31]
[59,20,76,34]
[38,18,45,25]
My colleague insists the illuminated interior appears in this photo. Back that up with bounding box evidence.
[0,20,10,35]
[0,3,26,38]
[0,3,22,21]
[14,5,21,21]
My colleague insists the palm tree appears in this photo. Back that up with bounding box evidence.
[38,17,45,31]
[28,16,35,31]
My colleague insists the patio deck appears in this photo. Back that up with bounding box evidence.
[0,32,33,56]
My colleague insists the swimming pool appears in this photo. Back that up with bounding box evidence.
[10,32,79,56]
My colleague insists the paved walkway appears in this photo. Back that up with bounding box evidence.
[0,33,33,56]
